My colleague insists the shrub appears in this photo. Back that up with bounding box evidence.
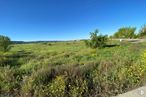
[46,76,65,97]
[0,35,11,52]
[138,25,146,38]
[0,66,20,96]
[85,29,108,48]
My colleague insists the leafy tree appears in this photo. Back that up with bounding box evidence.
[0,35,11,52]
[85,29,108,48]
[113,27,136,38]
[138,25,146,38]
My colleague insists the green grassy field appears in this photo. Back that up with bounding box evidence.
[1,40,146,97]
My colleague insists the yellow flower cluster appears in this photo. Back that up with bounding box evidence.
[49,76,65,95]
[125,51,146,83]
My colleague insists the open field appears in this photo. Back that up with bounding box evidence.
[1,40,146,97]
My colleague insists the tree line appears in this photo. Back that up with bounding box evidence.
[112,25,146,38]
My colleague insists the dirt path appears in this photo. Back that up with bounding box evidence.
[111,39,145,43]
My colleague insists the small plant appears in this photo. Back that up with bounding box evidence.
[85,29,108,48]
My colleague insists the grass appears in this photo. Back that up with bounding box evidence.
[0,40,146,97]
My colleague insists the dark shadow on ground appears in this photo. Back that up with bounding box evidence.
[0,50,33,67]
[104,44,120,48]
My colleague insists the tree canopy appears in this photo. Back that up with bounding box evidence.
[138,25,146,38]
[113,27,136,38]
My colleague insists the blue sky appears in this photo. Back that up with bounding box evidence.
[0,0,146,41]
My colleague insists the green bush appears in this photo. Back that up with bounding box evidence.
[85,29,108,48]
[0,35,11,52]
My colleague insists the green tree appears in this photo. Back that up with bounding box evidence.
[138,25,146,38]
[85,29,108,48]
[113,27,136,38]
[0,35,11,52]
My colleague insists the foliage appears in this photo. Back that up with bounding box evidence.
[138,25,146,38]
[0,66,21,96]
[0,35,11,52]
[85,29,108,48]
[113,27,136,38]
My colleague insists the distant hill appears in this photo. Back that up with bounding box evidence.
[12,40,80,44]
